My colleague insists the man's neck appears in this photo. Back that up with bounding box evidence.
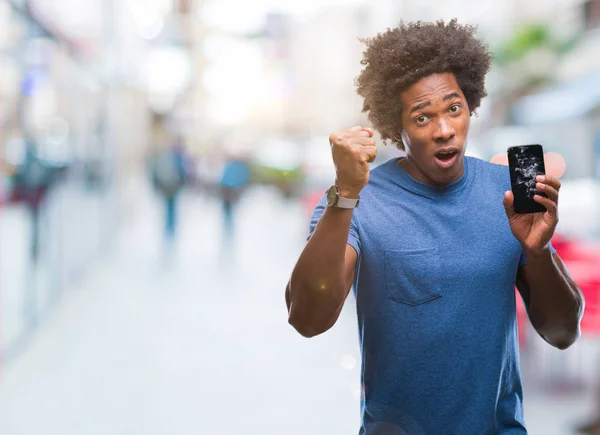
[397,157,464,186]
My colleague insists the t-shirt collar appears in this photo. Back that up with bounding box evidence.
[388,156,472,198]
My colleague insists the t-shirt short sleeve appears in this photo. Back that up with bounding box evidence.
[307,192,361,258]
[518,241,557,267]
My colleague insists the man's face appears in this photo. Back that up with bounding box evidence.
[399,72,470,185]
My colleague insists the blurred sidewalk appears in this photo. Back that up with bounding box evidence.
[0,181,596,435]
[0,183,115,361]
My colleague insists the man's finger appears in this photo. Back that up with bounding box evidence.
[503,191,515,219]
[362,128,374,137]
[352,130,373,138]
[536,182,559,204]
[353,137,376,147]
[537,175,561,191]
[534,195,558,218]
[361,146,377,163]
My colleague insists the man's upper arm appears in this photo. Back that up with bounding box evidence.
[285,244,357,313]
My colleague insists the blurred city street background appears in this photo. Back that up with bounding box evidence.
[0,0,600,434]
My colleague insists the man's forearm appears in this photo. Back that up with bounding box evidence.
[521,248,585,349]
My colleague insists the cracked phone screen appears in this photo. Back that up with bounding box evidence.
[514,147,542,198]
[508,145,546,214]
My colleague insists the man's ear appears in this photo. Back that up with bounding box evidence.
[401,130,411,149]
[490,152,566,179]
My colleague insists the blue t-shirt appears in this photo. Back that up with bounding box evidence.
[308,156,554,434]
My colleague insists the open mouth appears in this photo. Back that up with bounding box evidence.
[434,149,459,168]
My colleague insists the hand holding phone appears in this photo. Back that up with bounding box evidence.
[507,144,547,214]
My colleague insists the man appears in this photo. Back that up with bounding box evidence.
[219,154,251,234]
[150,135,187,242]
[285,20,585,434]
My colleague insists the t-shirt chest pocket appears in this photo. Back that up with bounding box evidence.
[384,247,442,306]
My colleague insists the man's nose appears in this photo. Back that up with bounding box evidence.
[433,118,456,142]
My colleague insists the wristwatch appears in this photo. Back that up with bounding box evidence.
[326,185,360,209]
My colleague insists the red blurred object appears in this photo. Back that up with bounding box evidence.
[303,189,325,220]
[517,233,600,348]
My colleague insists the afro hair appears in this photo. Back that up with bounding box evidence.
[355,19,493,149]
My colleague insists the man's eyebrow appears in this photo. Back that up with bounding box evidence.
[443,92,461,101]
[409,101,431,115]
[408,93,461,116]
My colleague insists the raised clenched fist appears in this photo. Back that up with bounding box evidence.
[329,126,377,198]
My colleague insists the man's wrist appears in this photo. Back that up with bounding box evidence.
[522,245,552,261]
[339,189,360,199]
[335,182,361,199]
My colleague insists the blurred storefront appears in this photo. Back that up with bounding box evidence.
[0,0,152,363]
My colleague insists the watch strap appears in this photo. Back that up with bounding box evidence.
[336,195,359,209]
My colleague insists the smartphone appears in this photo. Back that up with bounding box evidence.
[507,144,547,214]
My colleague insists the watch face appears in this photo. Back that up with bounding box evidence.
[326,186,337,206]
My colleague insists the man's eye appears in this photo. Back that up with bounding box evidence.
[416,116,428,124]
[449,104,461,113]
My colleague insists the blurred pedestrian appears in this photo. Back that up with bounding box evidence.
[150,135,187,244]
[219,155,251,235]
[11,137,62,327]
[286,19,585,434]
[13,139,54,263]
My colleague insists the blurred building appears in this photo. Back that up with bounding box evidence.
[497,0,600,180]
[0,0,167,362]
[284,8,365,136]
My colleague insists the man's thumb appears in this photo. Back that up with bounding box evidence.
[503,191,515,218]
